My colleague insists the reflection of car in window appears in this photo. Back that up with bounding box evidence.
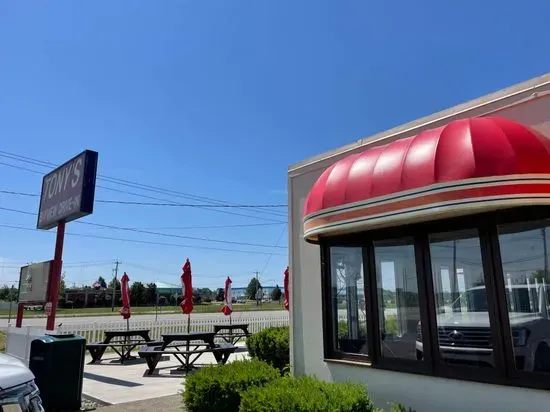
[416,285,550,372]
[0,353,44,411]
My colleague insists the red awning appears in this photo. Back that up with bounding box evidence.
[303,117,550,242]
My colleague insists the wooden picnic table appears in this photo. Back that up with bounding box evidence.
[213,323,250,344]
[86,329,152,364]
[139,331,237,375]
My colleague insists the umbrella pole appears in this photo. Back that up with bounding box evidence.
[126,318,129,331]
[187,313,190,333]
[229,313,232,325]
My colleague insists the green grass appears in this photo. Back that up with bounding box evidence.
[0,301,285,319]
[0,331,6,352]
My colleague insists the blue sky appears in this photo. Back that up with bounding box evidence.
[0,1,549,289]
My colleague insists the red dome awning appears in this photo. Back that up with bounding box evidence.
[303,117,550,242]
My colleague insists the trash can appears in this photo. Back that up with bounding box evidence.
[29,334,86,412]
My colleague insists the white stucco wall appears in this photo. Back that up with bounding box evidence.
[288,77,550,411]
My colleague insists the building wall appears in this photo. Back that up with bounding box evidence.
[289,82,550,411]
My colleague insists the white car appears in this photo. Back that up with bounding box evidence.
[0,353,44,411]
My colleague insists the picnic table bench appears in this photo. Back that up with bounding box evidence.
[86,329,152,364]
[138,331,237,375]
[213,323,250,344]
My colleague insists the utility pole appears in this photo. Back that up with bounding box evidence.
[111,260,121,312]
[253,271,260,306]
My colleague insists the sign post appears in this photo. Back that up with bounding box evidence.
[34,150,98,331]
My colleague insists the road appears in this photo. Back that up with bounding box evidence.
[0,309,288,328]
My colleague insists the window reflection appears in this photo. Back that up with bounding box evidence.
[330,247,368,355]
[374,238,421,361]
[429,229,495,368]
[498,221,550,373]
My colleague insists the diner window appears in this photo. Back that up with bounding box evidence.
[329,247,368,355]
[373,238,421,361]
[498,220,550,374]
[428,229,497,368]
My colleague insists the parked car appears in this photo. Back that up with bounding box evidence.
[416,284,550,372]
[0,353,44,411]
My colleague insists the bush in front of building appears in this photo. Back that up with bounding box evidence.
[246,326,289,372]
[239,376,377,412]
[183,359,280,412]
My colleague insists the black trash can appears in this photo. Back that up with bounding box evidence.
[29,334,86,412]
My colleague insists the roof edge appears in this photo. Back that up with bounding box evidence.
[289,73,550,174]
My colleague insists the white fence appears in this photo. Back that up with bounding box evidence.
[57,314,289,343]
[5,313,289,364]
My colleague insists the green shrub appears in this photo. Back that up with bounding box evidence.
[183,359,280,412]
[388,403,416,412]
[239,376,376,412]
[246,326,289,371]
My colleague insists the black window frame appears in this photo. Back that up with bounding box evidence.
[318,206,550,390]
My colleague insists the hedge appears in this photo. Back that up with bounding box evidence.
[239,376,377,412]
[246,326,289,371]
[183,359,279,412]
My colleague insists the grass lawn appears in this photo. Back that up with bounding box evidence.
[0,301,285,319]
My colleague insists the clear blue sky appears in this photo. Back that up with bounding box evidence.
[0,1,549,289]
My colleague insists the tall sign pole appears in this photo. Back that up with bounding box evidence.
[34,150,98,331]
[46,220,65,330]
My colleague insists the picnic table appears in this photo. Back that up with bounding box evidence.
[213,323,250,344]
[138,331,237,375]
[86,329,152,364]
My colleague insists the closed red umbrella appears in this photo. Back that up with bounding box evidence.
[120,272,131,330]
[180,258,193,314]
[222,276,233,317]
[284,266,289,311]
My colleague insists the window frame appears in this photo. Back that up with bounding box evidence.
[319,206,550,390]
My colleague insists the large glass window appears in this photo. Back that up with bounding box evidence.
[498,220,550,374]
[329,247,368,355]
[429,229,496,368]
[374,238,422,361]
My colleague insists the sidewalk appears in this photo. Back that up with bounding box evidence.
[96,395,183,412]
[82,347,249,405]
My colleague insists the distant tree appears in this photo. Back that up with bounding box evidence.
[108,277,120,290]
[130,281,146,305]
[59,275,66,299]
[0,285,10,301]
[246,278,261,300]
[158,296,167,306]
[196,288,213,303]
[271,285,282,302]
[192,289,202,305]
[98,276,108,289]
[215,288,224,302]
[8,286,18,302]
[146,283,157,305]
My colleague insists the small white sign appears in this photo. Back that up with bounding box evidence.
[18,261,52,303]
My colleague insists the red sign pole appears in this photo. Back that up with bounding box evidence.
[15,304,24,327]
[46,220,65,331]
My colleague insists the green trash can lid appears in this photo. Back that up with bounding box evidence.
[45,333,75,338]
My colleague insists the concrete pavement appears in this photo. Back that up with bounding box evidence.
[82,346,250,405]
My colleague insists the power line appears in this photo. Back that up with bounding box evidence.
[0,189,287,208]
[0,163,286,223]
[0,223,287,256]
[0,206,287,249]
[0,151,288,218]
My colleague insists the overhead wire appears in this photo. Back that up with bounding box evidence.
[0,151,288,218]
[0,206,287,249]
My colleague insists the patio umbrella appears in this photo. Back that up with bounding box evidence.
[180,258,193,332]
[222,276,233,322]
[120,272,131,330]
[284,266,290,311]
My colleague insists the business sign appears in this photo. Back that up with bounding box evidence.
[37,150,98,230]
[18,261,53,303]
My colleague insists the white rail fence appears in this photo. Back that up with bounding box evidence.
[5,313,289,364]
[58,314,289,343]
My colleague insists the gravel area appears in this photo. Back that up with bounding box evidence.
[95,395,183,411]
